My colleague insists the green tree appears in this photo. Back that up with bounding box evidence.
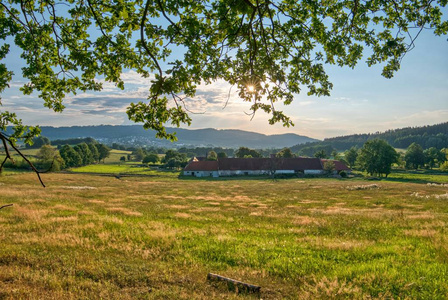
[344,146,358,169]
[331,150,339,160]
[314,150,328,159]
[166,158,182,170]
[37,145,57,162]
[133,148,146,162]
[217,152,228,159]
[36,145,63,171]
[163,150,179,163]
[97,144,111,163]
[235,147,261,158]
[441,161,448,172]
[59,145,82,168]
[424,147,446,169]
[1,1,447,184]
[357,139,399,177]
[207,151,218,161]
[276,148,295,158]
[88,143,100,163]
[74,143,94,166]
[143,153,159,164]
[162,150,187,166]
[404,142,425,169]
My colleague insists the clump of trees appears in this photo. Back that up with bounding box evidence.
[276,148,296,158]
[404,143,425,169]
[344,147,358,169]
[235,147,262,158]
[343,139,447,176]
[356,139,399,177]
[162,150,188,169]
[59,142,110,168]
[142,153,160,164]
[36,145,64,171]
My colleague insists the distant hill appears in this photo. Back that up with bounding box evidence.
[291,122,448,154]
[35,125,318,149]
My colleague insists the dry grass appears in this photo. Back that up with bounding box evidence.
[0,172,447,299]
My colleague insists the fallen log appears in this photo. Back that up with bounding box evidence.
[207,273,261,295]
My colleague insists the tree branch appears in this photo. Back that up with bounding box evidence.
[141,0,163,79]
[0,132,45,187]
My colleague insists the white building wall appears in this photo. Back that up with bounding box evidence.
[304,169,324,175]
[274,170,295,174]
[184,171,219,177]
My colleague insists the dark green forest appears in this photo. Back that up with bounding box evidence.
[291,122,448,155]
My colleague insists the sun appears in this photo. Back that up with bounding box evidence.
[247,85,255,93]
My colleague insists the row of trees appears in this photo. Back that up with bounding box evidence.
[343,141,448,177]
[53,143,110,170]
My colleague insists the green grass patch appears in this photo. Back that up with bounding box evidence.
[68,163,179,177]
[386,170,448,184]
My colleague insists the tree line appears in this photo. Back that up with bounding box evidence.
[343,141,448,177]
[4,139,111,172]
[291,122,448,153]
[8,136,446,177]
[58,143,111,169]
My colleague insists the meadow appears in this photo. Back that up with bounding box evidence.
[0,172,447,299]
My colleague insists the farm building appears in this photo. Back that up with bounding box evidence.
[183,160,219,177]
[183,157,350,177]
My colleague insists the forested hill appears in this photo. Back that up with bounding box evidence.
[31,125,318,149]
[291,122,448,153]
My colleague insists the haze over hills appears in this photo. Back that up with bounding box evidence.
[37,125,319,149]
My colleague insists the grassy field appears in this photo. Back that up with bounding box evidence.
[1,172,447,299]
[104,149,132,164]
[68,162,179,178]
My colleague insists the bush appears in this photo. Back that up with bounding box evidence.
[440,161,448,172]
[3,159,31,170]
[339,171,347,177]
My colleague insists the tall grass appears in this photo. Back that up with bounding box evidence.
[0,173,447,299]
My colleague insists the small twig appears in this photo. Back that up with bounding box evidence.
[0,204,13,210]
[207,273,261,295]
[222,85,234,109]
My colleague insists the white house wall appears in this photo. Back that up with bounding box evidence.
[304,170,325,175]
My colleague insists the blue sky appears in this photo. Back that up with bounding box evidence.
[1,28,447,140]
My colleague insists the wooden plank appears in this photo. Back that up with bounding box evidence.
[207,273,261,294]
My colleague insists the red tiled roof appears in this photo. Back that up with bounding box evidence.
[217,157,323,171]
[217,158,271,170]
[321,159,351,171]
[276,157,323,170]
[184,160,218,171]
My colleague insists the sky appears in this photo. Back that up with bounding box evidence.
[1,24,447,140]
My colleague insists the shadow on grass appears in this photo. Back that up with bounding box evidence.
[363,169,448,184]
[381,177,437,184]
